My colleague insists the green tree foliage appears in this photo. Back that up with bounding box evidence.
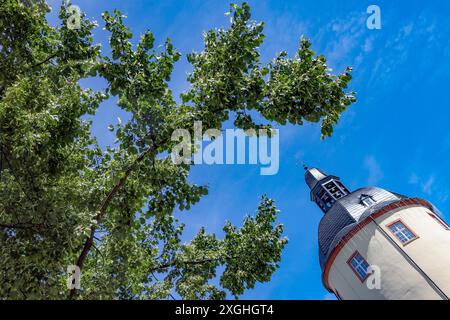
[0,1,355,299]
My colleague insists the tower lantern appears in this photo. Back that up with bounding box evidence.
[305,168,350,213]
[305,167,450,300]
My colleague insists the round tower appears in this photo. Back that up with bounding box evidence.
[305,167,450,300]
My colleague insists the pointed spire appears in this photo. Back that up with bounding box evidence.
[304,167,327,190]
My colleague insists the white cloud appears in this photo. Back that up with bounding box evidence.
[407,173,448,204]
[422,175,435,195]
[402,23,414,37]
[408,173,419,185]
[363,155,384,185]
[438,193,449,203]
[324,14,365,67]
[363,37,374,53]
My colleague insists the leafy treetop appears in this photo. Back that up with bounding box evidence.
[0,1,354,299]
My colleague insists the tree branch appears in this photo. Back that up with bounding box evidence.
[70,138,159,298]
[29,52,59,70]
[0,222,42,230]
[149,255,233,274]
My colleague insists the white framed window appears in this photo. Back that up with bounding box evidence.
[347,251,370,282]
[388,220,418,245]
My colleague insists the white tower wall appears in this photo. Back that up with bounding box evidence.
[325,202,450,300]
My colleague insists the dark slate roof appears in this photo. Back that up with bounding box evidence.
[318,187,406,270]
[305,168,327,190]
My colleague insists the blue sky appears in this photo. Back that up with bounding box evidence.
[47,0,450,299]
